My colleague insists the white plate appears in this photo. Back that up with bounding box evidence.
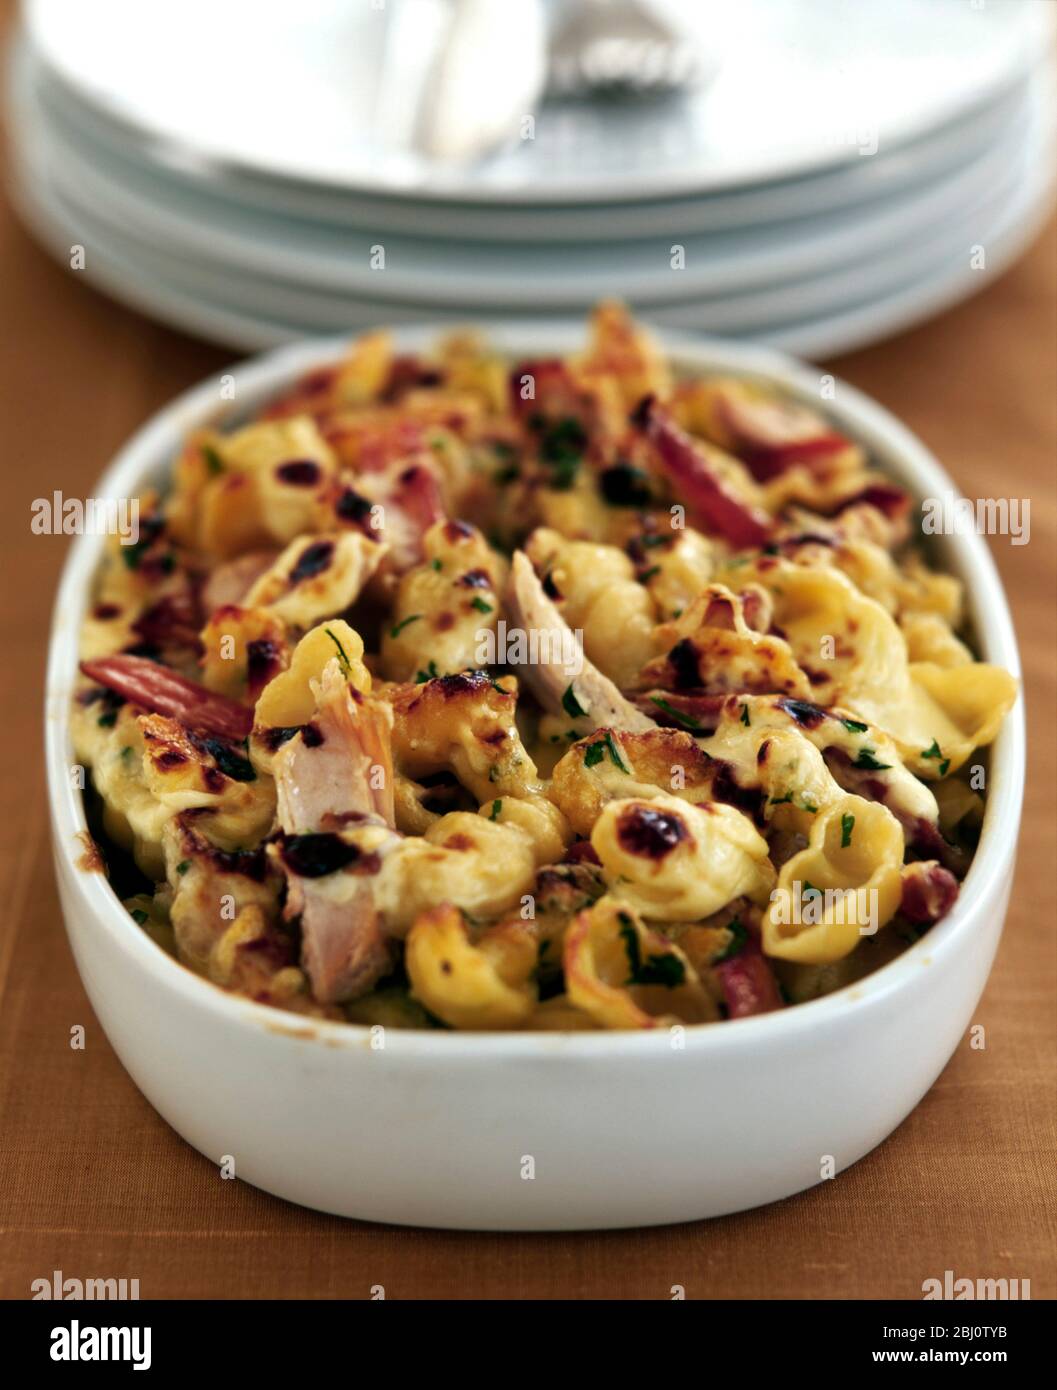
[19,93,1040,335]
[26,0,1052,202]
[26,32,1033,242]
[15,42,1043,309]
[764,152,1057,359]
[13,116,1054,364]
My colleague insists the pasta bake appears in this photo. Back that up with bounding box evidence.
[72,304,1017,1030]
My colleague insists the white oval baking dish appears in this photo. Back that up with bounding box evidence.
[45,326,1024,1230]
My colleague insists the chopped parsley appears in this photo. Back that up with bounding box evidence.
[840,813,855,848]
[415,660,439,684]
[176,860,191,876]
[119,515,164,571]
[584,730,629,773]
[618,914,686,987]
[97,711,117,728]
[648,695,700,730]
[537,417,586,491]
[389,614,422,639]
[640,565,661,582]
[841,717,869,733]
[561,684,588,720]
[120,540,148,571]
[470,597,493,614]
[130,908,149,925]
[324,627,352,675]
[201,443,224,476]
[489,799,502,821]
[854,747,891,771]
[431,558,442,572]
[769,791,793,805]
[714,917,748,963]
[635,953,686,988]
[922,738,951,776]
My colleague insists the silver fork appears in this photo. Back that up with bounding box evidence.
[548,0,706,100]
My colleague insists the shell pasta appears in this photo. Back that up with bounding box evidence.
[72,304,1016,1028]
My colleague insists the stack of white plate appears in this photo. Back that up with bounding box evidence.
[8,0,1056,356]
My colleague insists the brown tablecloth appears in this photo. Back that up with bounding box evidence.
[0,13,1053,1296]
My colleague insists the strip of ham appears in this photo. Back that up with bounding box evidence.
[505,551,656,733]
[80,654,252,739]
[631,396,773,549]
[715,933,784,1017]
[900,860,960,923]
[711,382,853,481]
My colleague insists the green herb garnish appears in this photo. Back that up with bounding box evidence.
[854,747,891,771]
[649,696,700,730]
[582,731,629,772]
[562,684,588,720]
[202,443,224,476]
[538,417,586,491]
[714,917,748,963]
[583,741,605,769]
[921,739,951,775]
[390,614,422,639]
[840,813,855,848]
[618,915,685,987]
[324,627,352,675]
